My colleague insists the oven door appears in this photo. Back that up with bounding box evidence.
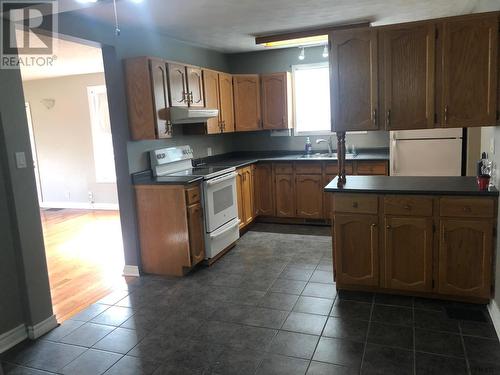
[203,172,238,232]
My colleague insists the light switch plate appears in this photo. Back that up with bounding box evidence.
[15,152,27,169]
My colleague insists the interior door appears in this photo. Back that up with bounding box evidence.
[330,28,378,131]
[25,103,42,203]
[167,63,188,107]
[203,70,221,134]
[187,66,205,107]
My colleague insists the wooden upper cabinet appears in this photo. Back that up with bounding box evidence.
[334,214,379,286]
[203,70,221,134]
[438,219,493,299]
[234,74,262,131]
[261,72,292,130]
[440,15,498,127]
[150,59,172,138]
[167,62,189,107]
[219,73,235,132]
[186,66,205,107]
[384,216,433,292]
[381,24,435,130]
[330,28,378,131]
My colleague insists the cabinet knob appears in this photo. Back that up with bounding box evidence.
[404,205,411,210]
[386,225,391,229]
[463,206,472,212]
[371,223,377,228]
[352,202,358,208]
[444,105,449,124]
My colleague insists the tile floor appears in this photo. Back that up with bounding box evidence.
[1,227,499,375]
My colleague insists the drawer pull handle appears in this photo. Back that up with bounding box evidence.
[352,202,358,208]
[463,206,472,212]
[404,205,411,210]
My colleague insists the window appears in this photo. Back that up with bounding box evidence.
[87,85,116,183]
[293,62,331,135]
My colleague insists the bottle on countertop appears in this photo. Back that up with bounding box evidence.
[305,137,312,154]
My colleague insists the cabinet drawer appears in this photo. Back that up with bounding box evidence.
[356,161,388,175]
[384,196,433,216]
[185,186,201,205]
[334,194,378,214]
[273,163,293,174]
[295,162,322,174]
[440,198,494,218]
[325,162,353,175]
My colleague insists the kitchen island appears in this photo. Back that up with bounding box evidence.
[325,176,498,303]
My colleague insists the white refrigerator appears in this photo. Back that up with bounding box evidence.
[390,128,463,176]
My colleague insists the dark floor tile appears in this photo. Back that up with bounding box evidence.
[413,297,447,312]
[93,327,144,354]
[269,331,319,359]
[374,294,413,308]
[103,355,160,375]
[119,310,162,333]
[469,360,500,375]
[302,283,337,299]
[209,304,248,324]
[2,362,57,374]
[445,305,488,322]
[460,320,499,339]
[97,290,130,306]
[256,354,309,375]
[282,312,327,335]
[127,333,186,362]
[279,267,314,282]
[69,304,110,322]
[415,352,467,375]
[371,305,413,327]
[157,315,204,338]
[4,341,86,373]
[414,309,460,333]
[316,262,334,272]
[241,306,289,329]
[270,279,307,295]
[250,223,330,237]
[227,288,266,306]
[415,328,464,357]
[228,325,278,352]
[152,363,204,375]
[463,336,500,364]
[162,339,226,371]
[330,300,372,321]
[210,348,263,375]
[361,344,413,375]
[313,337,364,368]
[307,361,358,375]
[91,306,135,327]
[40,320,85,342]
[294,296,333,316]
[310,270,334,284]
[323,317,369,343]
[61,349,121,375]
[193,320,239,345]
[367,322,413,350]
[259,292,299,311]
[337,290,373,303]
[59,323,115,347]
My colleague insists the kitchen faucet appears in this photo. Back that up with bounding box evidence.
[316,137,334,156]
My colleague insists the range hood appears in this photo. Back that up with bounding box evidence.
[168,107,219,124]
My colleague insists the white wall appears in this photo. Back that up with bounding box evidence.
[22,73,119,208]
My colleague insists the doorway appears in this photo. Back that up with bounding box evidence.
[18,32,127,322]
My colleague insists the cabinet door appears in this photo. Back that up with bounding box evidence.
[441,16,498,127]
[234,75,261,131]
[187,202,205,266]
[385,216,433,292]
[219,73,235,132]
[236,169,244,228]
[275,174,295,217]
[330,28,378,131]
[381,24,435,130]
[150,59,172,139]
[242,167,254,226]
[167,63,188,107]
[296,174,323,219]
[203,70,221,134]
[334,214,379,286]
[261,72,290,130]
[254,163,274,216]
[323,174,336,220]
[187,66,205,107]
[438,219,492,299]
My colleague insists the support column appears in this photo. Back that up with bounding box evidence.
[337,132,346,186]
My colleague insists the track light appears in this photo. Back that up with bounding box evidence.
[298,47,305,61]
[322,44,329,58]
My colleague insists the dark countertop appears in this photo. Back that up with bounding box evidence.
[325,176,499,196]
[132,170,203,186]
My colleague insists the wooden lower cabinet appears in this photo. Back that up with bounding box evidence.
[296,174,323,218]
[384,216,433,292]
[236,166,255,229]
[187,202,205,266]
[254,163,274,216]
[438,219,493,299]
[334,214,379,286]
[275,174,295,217]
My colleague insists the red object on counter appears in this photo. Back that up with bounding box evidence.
[477,175,490,191]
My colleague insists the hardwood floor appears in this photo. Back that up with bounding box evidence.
[40,209,127,322]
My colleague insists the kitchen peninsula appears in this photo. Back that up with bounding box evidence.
[325,176,498,302]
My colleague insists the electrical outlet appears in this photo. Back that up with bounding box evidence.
[65,191,71,200]
[15,152,27,169]
[490,139,495,155]
[207,147,212,156]
[88,191,94,203]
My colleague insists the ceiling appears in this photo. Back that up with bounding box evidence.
[68,0,500,53]
[18,30,104,81]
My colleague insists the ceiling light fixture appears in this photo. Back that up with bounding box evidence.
[322,44,329,58]
[261,35,328,49]
[298,47,305,61]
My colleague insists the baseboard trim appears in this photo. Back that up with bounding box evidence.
[123,265,140,277]
[0,324,27,353]
[26,315,57,340]
[488,299,500,340]
[40,202,119,210]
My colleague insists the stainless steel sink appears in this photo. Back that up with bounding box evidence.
[298,153,357,160]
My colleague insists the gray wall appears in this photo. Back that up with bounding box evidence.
[492,127,500,321]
